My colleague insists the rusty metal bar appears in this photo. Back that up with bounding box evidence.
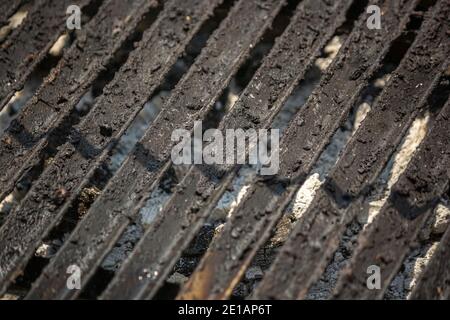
[410,222,450,300]
[0,0,27,27]
[0,0,158,203]
[0,0,95,110]
[332,97,450,299]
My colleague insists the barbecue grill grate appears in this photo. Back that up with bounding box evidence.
[0,0,449,300]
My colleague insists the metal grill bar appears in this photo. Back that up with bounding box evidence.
[0,0,225,295]
[102,0,355,300]
[25,0,286,299]
[256,0,448,298]
[253,0,450,299]
[0,0,94,110]
[332,97,450,299]
[0,0,158,203]
[0,0,27,27]
[178,0,432,300]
